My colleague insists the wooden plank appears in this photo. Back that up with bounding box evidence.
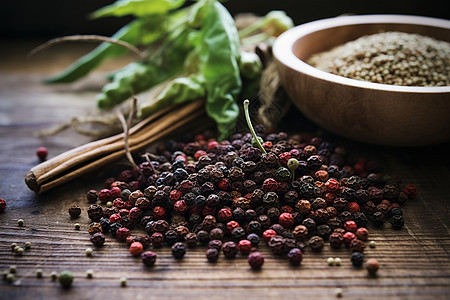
[1,40,450,299]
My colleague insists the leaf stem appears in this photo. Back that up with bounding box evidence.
[243,99,266,154]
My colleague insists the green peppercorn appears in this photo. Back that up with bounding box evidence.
[9,265,17,274]
[86,269,94,278]
[74,223,81,230]
[36,269,43,278]
[335,288,343,298]
[16,247,24,256]
[11,243,17,250]
[58,270,74,289]
[6,273,14,283]
[369,241,376,248]
[18,219,24,226]
[51,271,58,281]
[120,276,127,287]
[106,201,113,208]
[24,242,32,249]
[334,257,342,266]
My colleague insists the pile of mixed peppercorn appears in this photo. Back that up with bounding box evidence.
[83,125,417,272]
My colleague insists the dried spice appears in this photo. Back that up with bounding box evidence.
[248,252,264,269]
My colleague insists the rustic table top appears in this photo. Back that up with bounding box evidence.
[1,40,450,300]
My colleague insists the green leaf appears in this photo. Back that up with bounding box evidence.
[198,0,242,139]
[45,20,142,83]
[92,0,186,18]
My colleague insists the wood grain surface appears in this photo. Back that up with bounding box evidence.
[1,40,450,300]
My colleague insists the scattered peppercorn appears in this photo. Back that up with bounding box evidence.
[369,241,376,248]
[16,247,24,256]
[0,198,7,213]
[390,215,405,229]
[335,288,343,298]
[120,276,127,287]
[36,269,43,278]
[141,251,157,267]
[334,257,342,266]
[206,248,220,263]
[36,146,48,161]
[248,252,264,269]
[308,236,324,252]
[327,257,335,266]
[351,252,364,267]
[68,205,82,218]
[17,219,24,227]
[74,223,81,230]
[24,242,32,249]
[129,242,144,257]
[85,247,93,256]
[9,265,17,274]
[287,248,303,266]
[366,258,380,276]
[51,271,58,281]
[172,242,187,259]
[86,269,94,278]
[222,241,238,259]
[58,271,74,289]
[6,273,14,283]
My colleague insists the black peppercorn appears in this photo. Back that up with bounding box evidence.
[329,232,344,249]
[68,205,81,218]
[230,227,246,242]
[206,248,219,263]
[151,232,164,248]
[196,230,210,244]
[308,235,324,252]
[317,224,332,240]
[99,218,110,234]
[352,211,368,228]
[247,233,260,247]
[246,220,262,235]
[268,235,286,255]
[371,211,385,227]
[171,242,186,259]
[351,252,364,267]
[222,241,238,259]
[109,222,123,237]
[390,215,405,229]
[90,232,106,247]
[164,230,178,246]
[87,204,104,221]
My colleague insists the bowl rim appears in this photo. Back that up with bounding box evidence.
[273,14,450,93]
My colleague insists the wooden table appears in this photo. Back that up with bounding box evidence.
[1,40,450,299]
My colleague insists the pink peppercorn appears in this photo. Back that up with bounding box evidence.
[262,229,277,243]
[343,231,356,247]
[217,208,233,223]
[113,198,126,209]
[194,150,207,160]
[355,227,369,241]
[325,179,340,192]
[226,221,240,233]
[110,187,121,199]
[262,141,272,151]
[174,200,188,214]
[262,178,278,192]
[141,251,157,266]
[36,147,48,161]
[153,206,166,220]
[344,220,358,233]
[129,207,142,220]
[279,212,294,229]
[287,248,303,266]
[238,239,252,255]
[348,202,361,214]
[207,141,219,151]
[278,152,291,166]
[98,189,112,204]
[0,198,6,213]
[403,184,418,198]
[109,213,122,224]
[366,258,380,276]
[248,252,264,269]
[129,242,144,256]
[116,227,130,241]
[170,190,183,203]
[217,178,229,190]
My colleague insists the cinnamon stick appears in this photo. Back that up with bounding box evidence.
[25,100,205,194]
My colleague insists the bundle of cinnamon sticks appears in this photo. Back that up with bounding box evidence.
[25,100,206,194]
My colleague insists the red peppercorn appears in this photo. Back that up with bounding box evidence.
[278,152,291,166]
[348,202,361,214]
[343,231,356,247]
[109,213,122,224]
[325,179,339,192]
[324,192,336,205]
[237,239,252,254]
[170,190,183,203]
[174,200,188,214]
[217,178,229,191]
[98,189,112,204]
[226,220,240,233]
[355,227,369,241]
[403,184,418,198]
[344,220,358,233]
[0,198,6,213]
[262,229,277,243]
[207,141,219,151]
[366,258,380,276]
[194,150,207,160]
[116,227,130,241]
[153,206,166,220]
[279,212,294,229]
[126,235,136,246]
[180,180,194,193]
[110,187,121,199]
[129,242,144,256]
[262,141,272,151]
[217,208,233,223]
[113,198,126,209]
[36,146,48,161]
[248,252,264,269]
[129,207,142,221]
[151,232,164,248]
[314,170,329,182]
[263,178,278,192]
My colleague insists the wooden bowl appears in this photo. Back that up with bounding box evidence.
[273,15,450,146]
